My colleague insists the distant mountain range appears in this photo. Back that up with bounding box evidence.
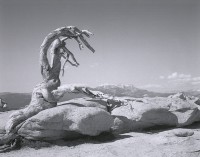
[1,84,200,110]
[90,84,174,98]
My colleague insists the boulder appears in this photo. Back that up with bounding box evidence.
[172,129,194,137]
[0,111,15,135]
[192,98,200,105]
[161,128,194,137]
[169,92,200,106]
[18,104,113,140]
[168,92,186,100]
[58,97,108,111]
[111,95,200,134]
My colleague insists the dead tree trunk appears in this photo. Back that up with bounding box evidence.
[0,26,95,148]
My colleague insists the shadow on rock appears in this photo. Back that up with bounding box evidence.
[141,125,176,134]
[184,121,200,129]
[59,102,85,107]
[50,132,132,147]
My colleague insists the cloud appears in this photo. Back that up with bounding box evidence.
[167,72,200,84]
[167,72,178,79]
[167,72,191,80]
[192,77,200,81]
[179,74,192,79]
[157,72,200,91]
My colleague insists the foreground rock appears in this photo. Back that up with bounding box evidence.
[112,93,200,133]
[59,97,108,111]
[0,111,15,136]
[165,128,194,137]
[1,93,200,141]
[18,104,113,140]
[3,127,200,157]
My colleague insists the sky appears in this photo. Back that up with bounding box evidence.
[0,0,200,93]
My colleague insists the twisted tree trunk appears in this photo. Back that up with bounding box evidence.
[0,26,95,150]
[5,32,64,134]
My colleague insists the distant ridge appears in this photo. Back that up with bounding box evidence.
[91,84,173,98]
[1,84,200,110]
[0,92,31,110]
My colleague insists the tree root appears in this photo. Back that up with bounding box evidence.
[0,136,22,153]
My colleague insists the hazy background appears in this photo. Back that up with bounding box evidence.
[0,0,200,93]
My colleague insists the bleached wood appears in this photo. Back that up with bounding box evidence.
[0,26,95,149]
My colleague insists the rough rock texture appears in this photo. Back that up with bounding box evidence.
[171,129,194,137]
[2,93,200,142]
[169,92,187,100]
[3,127,200,157]
[0,111,15,135]
[112,93,200,134]
[18,105,113,140]
[169,92,200,105]
[59,97,108,111]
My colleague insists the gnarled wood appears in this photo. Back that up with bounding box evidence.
[0,26,95,151]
